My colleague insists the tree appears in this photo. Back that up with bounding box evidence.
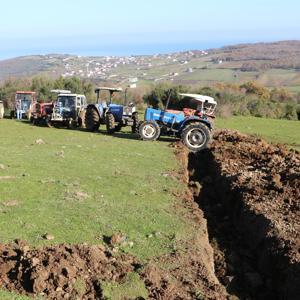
[240,81,270,100]
[143,83,187,109]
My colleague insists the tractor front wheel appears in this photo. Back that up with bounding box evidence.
[139,121,160,141]
[85,107,100,132]
[106,113,115,134]
[181,123,211,152]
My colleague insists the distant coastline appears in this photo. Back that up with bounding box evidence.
[0,40,269,60]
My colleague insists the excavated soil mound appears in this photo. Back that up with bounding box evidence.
[189,130,300,299]
[0,241,139,299]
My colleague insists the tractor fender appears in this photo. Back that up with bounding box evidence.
[86,104,105,119]
[179,116,212,131]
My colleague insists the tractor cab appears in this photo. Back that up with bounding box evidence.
[12,91,37,119]
[85,86,138,133]
[47,90,87,128]
[178,93,217,119]
[94,87,124,121]
[95,87,123,106]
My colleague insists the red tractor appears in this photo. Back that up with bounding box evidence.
[11,91,37,120]
[31,101,54,126]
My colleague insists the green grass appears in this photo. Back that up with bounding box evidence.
[0,119,193,261]
[101,272,148,300]
[216,116,300,150]
[0,290,33,300]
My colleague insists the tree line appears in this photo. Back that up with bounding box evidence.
[0,76,95,109]
[0,76,299,120]
[144,82,300,120]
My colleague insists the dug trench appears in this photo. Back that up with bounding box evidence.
[0,130,299,299]
[188,130,300,299]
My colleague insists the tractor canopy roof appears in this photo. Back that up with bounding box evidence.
[95,87,123,93]
[50,90,72,94]
[58,94,84,97]
[179,93,217,105]
[16,91,36,95]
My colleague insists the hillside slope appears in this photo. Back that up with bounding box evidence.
[1,40,300,91]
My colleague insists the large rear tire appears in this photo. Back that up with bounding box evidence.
[181,122,211,152]
[106,113,115,134]
[85,107,100,132]
[139,121,160,141]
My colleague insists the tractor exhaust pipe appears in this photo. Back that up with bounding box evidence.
[164,89,172,111]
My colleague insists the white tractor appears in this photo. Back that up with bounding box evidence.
[46,90,87,128]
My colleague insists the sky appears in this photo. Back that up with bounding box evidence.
[0,0,299,59]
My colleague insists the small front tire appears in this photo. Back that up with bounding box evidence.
[139,121,160,141]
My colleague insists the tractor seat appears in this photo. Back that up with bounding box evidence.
[165,109,183,115]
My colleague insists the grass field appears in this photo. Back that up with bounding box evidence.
[0,120,195,258]
[0,119,199,297]
[216,116,300,150]
[0,116,299,298]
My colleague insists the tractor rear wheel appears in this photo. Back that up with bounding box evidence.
[106,113,115,134]
[85,107,100,131]
[181,122,211,152]
[139,121,160,141]
[132,112,139,133]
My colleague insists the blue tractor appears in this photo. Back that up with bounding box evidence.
[85,87,139,133]
[138,93,217,152]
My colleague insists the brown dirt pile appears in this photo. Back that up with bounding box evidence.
[0,241,139,299]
